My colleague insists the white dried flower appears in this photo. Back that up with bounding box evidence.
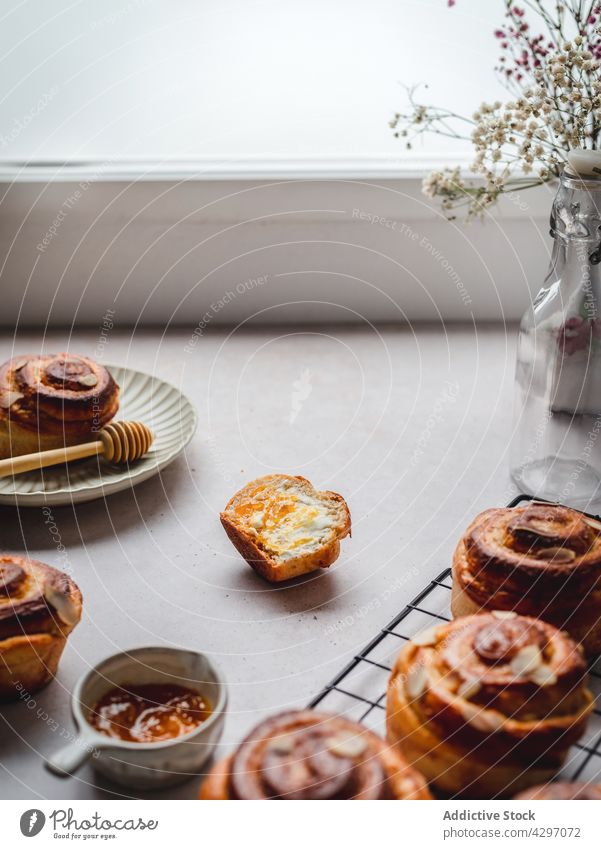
[392,9,601,218]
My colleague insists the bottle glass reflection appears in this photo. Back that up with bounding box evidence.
[511,168,601,506]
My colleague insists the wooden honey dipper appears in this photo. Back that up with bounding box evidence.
[0,421,154,478]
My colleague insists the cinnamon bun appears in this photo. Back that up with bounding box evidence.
[451,503,601,656]
[199,709,432,799]
[0,554,82,700]
[386,612,593,798]
[0,353,119,458]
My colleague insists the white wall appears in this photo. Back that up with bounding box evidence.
[0,1,550,328]
[0,174,553,328]
[0,0,505,162]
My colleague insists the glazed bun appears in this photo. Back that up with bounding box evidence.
[0,554,82,700]
[387,612,593,798]
[199,709,432,799]
[0,353,119,458]
[452,502,601,656]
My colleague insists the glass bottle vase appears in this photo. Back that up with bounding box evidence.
[511,168,601,507]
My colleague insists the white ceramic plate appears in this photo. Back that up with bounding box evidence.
[0,365,197,506]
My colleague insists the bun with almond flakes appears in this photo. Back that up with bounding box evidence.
[451,502,601,656]
[386,611,593,798]
[199,709,432,799]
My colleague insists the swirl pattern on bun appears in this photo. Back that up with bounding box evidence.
[451,503,601,656]
[0,353,119,458]
[0,554,82,700]
[386,612,593,798]
[199,709,432,799]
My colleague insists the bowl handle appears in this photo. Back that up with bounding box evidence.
[45,735,99,777]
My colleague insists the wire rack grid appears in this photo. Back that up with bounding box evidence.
[309,495,601,787]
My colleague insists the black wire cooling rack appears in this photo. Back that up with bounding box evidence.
[309,495,601,786]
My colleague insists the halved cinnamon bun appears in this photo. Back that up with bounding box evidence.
[0,353,119,458]
[199,709,432,799]
[452,503,601,656]
[386,612,593,798]
[0,554,82,700]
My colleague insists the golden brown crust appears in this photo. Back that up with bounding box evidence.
[386,613,593,798]
[514,781,601,800]
[0,554,82,700]
[221,474,351,582]
[220,513,343,582]
[0,353,119,458]
[198,755,234,800]
[451,504,601,656]
[199,710,432,800]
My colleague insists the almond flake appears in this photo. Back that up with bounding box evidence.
[44,585,80,627]
[327,733,367,758]
[510,645,543,677]
[405,665,428,700]
[457,678,481,700]
[399,778,417,797]
[267,734,295,754]
[535,547,575,563]
[460,701,504,732]
[0,390,24,408]
[529,663,557,687]
[491,610,518,620]
[584,516,601,533]
[78,373,98,387]
[412,625,440,647]
[511,521,555,537]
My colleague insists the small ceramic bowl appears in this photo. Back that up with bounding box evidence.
[45,646,227,790]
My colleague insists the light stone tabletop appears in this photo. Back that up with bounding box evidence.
[0,324,518,799]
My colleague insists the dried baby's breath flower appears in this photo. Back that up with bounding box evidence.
[391,2,601,218]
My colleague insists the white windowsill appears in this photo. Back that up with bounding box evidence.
[0,154,472,183]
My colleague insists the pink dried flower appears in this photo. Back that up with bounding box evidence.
[558,317,594,356]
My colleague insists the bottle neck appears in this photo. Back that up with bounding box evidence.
[550,234,601,266]
[551,171,601,244]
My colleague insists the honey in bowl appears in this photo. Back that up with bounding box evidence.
[88,683,212,743]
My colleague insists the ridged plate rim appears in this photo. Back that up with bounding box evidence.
[0,365,197,507]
